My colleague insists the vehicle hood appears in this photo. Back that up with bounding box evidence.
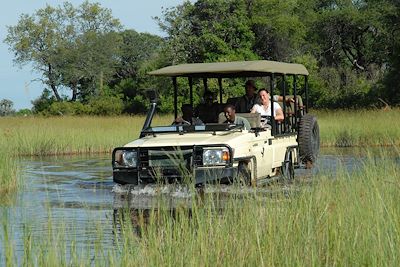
[123,130,252,148]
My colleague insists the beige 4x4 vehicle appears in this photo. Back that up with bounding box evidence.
[112,60,319,186]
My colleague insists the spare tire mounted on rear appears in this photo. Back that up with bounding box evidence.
[298,114,320,167]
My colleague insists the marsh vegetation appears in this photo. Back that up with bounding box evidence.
[1,150,399,266]
[0,110,399,265]
[0,109,399,194]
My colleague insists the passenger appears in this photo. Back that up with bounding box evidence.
[195,91,219,123]
[250,88,284,128]
[235,80,258,113]
[236,80,294,113]
[173,104,204,125]
[224,104,251,130]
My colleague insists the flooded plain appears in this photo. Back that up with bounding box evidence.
[0,147,398,260]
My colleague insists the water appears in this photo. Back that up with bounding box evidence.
[0,147,397,263]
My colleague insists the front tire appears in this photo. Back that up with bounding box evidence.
[237,162,251,185]
[282,149,295,181]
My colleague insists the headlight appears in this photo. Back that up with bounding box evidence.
[114,150,137,168]
[202,147,230,166]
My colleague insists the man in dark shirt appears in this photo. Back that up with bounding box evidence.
[195,91,220,123]
[235,80,258,113]
[173,104,204,125]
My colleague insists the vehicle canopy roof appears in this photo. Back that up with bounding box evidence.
[148,60,309,78]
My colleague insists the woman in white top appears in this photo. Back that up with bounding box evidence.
[250,88,284,127]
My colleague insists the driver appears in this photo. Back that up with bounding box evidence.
[223,104,251,130]
[173,104,204,125]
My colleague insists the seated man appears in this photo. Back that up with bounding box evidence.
[235,80,258,113]
[223,104,251,130]
[173,104,203,125]
[195,91,220,123]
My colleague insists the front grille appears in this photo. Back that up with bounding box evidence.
[138,147,193,181]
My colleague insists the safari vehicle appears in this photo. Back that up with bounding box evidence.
[112,60,319,186]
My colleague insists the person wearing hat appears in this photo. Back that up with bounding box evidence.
[235,80,258,113]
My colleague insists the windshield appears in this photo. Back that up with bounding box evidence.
[141,123,244,135]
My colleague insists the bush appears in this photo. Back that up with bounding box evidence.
[15,109,32,116]
[32,96,124,116]
[47,101,90,116]
[87,96,124,115]
[31,89,55,114]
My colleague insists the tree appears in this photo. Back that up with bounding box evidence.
[157,0,258,64]
[0,99,15,116]
[114,30,164,81]
[249,0,307,61]
[109,30,166,113]
[382,0,400,104]
[313,0,393,71]
[4,1,122,102]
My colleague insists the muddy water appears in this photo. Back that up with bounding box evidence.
[0,147,396,259]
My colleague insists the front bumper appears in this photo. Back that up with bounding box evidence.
[113,165,237,185]
[112,145,236,185]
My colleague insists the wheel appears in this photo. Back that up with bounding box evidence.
[281,150,295,181]
[298,114,320,167]
[236,161,251,185]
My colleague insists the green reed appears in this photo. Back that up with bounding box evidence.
[0,109,398,158]
[316,108,400,147]
[0,109,398,195]
[2,149,399,266]
[0,147,19,195]
[0,115,172,156]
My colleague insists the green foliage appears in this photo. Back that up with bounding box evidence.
[37,95,123,116]
[15,109,33,116]
[0,99,15,116]
[381,2,400,105]
[87,96,124,115]
[251,0,307,61]
[115,30,164,81]
[31,89,56,113]
[5,0,400,112]
[47,101,89,116]
[157,0,258,63]
[4,1,122,102]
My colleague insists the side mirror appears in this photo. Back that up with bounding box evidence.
[146,89,158,103]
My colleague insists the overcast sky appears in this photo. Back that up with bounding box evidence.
[0,0,186,110]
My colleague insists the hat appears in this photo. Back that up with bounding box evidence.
[245,80,256,88]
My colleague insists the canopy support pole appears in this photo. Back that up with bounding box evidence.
[218,78,223,104]
[173,77,178,118]
[189,77,193,107]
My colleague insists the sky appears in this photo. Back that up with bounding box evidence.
[0,0,187,110]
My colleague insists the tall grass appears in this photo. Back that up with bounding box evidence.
[0,109,398,158]
[316,108,400,147]
[1,109,398,194]
[0,115,172,156]
[2,150,399,266]
[0,146,19,195]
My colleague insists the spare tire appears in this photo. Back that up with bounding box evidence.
[298,114,320,166]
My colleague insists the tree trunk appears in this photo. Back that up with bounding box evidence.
[50,83,62,101]
[48,64,62,101]
[71,83,77,102]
